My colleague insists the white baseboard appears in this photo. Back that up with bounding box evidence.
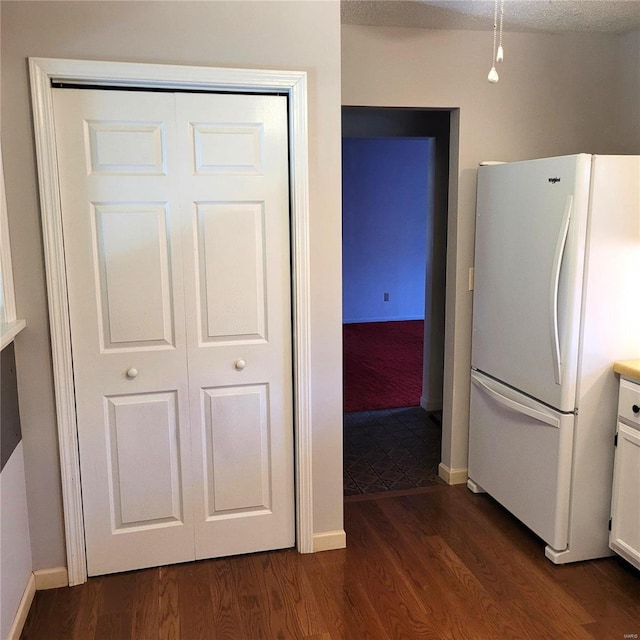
[420,397,443,412]
[6,574,35,640]
[438,463,468,485]
[313,530,346,552]
[34,566,68,590]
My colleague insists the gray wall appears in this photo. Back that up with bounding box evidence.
[617,30,640,153]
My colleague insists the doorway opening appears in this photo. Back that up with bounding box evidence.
[341,107,450,496]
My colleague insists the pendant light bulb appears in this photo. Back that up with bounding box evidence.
[488,66,499,83]
[496,45,504,63]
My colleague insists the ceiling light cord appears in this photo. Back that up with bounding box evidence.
[497,0,505,63]
[488,0,505,83]
[488,0,499,83]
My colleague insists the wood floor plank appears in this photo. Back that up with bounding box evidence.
[398,492,522,602]
[582,608,640,640]
[300,550,391,640]
[20,590,56,640]
[345,502,443,639]
[207,558,244,640]
[448,488,596,628]
[270,549,327,638]
[502,597,593,640]
[376,498,523,639]
[352,499,434,590]
[158,565,180,640]
[353,500,487,632]
[24,583,98,640]
[422,534,525,640]
[231,553,278,640]
[247,551,309,639]
[70,575,103,640]
[19,486,640,640]
[39,584,85,640]
[131,568,159,640]
[176,561,216,640]
[355,500,498,640]
[378,490,601,640]
[589,560,640,625]
[93,612,131,640]
[99,571,137,616]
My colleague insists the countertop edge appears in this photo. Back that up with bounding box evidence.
[613,359,640,383]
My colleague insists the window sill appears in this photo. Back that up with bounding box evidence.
[1,319,26,351]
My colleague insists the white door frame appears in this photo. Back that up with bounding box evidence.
[29,57,313,586]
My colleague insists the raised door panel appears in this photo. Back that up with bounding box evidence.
[85,120,167,175]
[196,202,266,344]
[94,203,174,349]
[202,385,271,516]
[105,392,183,528]
[191,123,263,175]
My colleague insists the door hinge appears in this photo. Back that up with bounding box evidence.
[608,518,612,532]
[614,433,618,447]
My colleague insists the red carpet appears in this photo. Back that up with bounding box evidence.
[343,320,424,412]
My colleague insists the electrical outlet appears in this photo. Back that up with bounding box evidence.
[384,292,390,301]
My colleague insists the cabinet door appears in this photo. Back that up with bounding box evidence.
[610,421,640,570]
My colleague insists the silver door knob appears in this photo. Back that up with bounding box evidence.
[126,368,139,379]
[234,359,246,371]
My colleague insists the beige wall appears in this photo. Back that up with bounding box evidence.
[617,29,640,153]
[1,0,343,570]
[342,24,639,473]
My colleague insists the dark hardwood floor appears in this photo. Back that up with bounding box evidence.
[21,485,640,639]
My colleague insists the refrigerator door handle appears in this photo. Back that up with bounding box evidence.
[471,374,561,428]
[549,195,573,386]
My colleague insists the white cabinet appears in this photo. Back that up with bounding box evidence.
[609,376,640,570]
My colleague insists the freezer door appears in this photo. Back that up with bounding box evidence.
[468,371,574,552]
[472,155,592,411]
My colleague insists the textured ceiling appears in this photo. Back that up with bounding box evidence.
[341,0,640,34]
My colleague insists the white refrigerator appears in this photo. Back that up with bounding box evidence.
[468,154,640,564]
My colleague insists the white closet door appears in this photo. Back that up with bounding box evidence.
[53,87,294,576]
[53,89,194,575]
[175,93,294,558]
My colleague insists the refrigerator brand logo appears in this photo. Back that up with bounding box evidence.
[548,177,561,184]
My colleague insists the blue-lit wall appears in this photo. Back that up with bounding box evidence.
[342,137,432,323]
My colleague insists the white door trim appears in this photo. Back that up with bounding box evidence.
[29,57,314,586]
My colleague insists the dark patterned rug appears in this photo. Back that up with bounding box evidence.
[343,406,444,496]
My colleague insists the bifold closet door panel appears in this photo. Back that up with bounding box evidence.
[174,92,295,558]
[53,88,194,575]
